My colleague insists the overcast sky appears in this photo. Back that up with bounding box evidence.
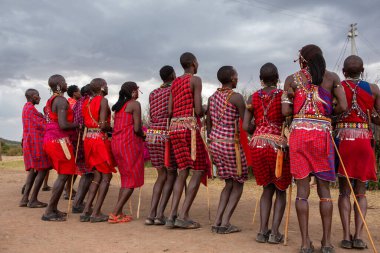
[1,0,380,141]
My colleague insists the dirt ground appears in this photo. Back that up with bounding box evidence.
[0,156,379,253]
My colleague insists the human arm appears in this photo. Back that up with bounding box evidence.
[56,97,78,130]
[370,83,380,125]
[206,97,212,136]
[282,75,294,117]
[99,97,112,131]
[127,100,144,138]
[168,92,173,119]
[331,72,348,114]
[191,76,204,117]
[242,95,255,135]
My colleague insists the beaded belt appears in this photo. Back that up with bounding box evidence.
[146,129,169,136]
[170,117,197,131]
[85,128,106,139]
[336,122,369,129]
[294,114,331,123]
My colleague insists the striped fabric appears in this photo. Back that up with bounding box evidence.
[111,101,144,188]
[249,89,291,190]
[147,86,176,169]
[22,102,51,171]
[208,89,248,183]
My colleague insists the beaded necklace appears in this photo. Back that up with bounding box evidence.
[258,88,280,128]
[339,79,368,122]
[160,81,172,89]
[216,87,234,123]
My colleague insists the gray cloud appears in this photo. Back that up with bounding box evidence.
[1,0,380,140]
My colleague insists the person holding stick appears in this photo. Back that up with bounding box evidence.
[145,66,178,225]
[243,63,292,243]
[335,55,380,249]
[282,45,347,253]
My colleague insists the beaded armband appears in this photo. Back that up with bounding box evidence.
[281,92,293,104]
[246,104,253,112]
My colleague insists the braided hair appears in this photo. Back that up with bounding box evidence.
[300,44,326,86]
[112,82,138,112]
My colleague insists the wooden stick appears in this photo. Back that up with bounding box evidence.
[137,187,142,219]
[283,182,293,246]
[252,195,259,225]
[67,132,81,218]
[206,185,211,224]
[331,133,378,253]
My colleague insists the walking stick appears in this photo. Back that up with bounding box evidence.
[331,132,378,253]
[67,131,81,218]
[206,185,211,224]
[137,187,142,219]
[283,181,293,246]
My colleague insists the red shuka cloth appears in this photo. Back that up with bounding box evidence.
[249,89,291,190]
[82,96,116,174]
[22,102,51,171]
[169,74,211,185]
[111,101,144,188]
[43,95,76,175]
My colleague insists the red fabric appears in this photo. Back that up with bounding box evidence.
[249,89,291,189]
[68,97,77,110]
[208,89,248,183]
[338,139,377,182]
[239,120,252,167]
[83,95,115,174]
[111,102,144,188]
[170,75,211,185]
[43,95,76,175]
[147,86,176,169]
[22,102,51,171]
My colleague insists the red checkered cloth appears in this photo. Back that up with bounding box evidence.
[249,89,291,190]
[147,86,176,169]
[68,97,76,110]
[111,101,144,188]
[83,95,116,174]
[43,95,76,175]
[170,74,211,185]
[208,89,248,183]
[22,102,51,171]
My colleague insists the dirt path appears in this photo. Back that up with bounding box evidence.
[0,157,379,253]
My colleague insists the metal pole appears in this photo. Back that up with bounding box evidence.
[348,23,358,55]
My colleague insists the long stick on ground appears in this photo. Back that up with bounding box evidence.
[67,132,81,218]
[283,181,293,246]
[206,185,211,224]
[331,133,378,253]
[137,187,142,219]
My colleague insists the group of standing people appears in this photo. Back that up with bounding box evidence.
[20,45,378,253]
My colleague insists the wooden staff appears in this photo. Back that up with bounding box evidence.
[234,120,242,176]
[191,110,196,161]
[275,123,285,178]
[331,132,378,253]
[67,131,81,217]
[164,118,171,167]
[283,181,293,246]
[206,185,211,224]
[137,187,142,219]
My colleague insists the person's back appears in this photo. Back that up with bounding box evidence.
[171,74,194,118]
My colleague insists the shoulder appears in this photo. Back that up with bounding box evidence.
[230,92,244,101]
[191,75,202,85]
[369,82,380,94]
[325,70,340,81]
[246,94,253,104]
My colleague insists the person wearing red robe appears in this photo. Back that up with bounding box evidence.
[108,82,145,224]
[336,55,380,249]
[145,66,177,225]
[67,84,81,109]
[282,45,347,253]
[20,89,51,208]
[165,52,211,229]
[244,63,291,243]
[42,74,80,221]
[80,78,116,223]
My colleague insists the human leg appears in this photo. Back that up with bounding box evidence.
[295,177,312,249]
[20,169,37,206]
[28,169,48,206]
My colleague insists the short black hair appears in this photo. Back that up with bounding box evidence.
[259,63,279,85]
[25,89,38,100]
[159,65,175,82]
[343,55,364,78]
[180,52,196,69]
[80,84,91,96]
[217,66,235,84]
[67,85,79,98]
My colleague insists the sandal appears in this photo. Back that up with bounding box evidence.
[217,224,241,234]
[165,215,177,228]
[299,242,314,253]
[340,239,353,249]
[72,205,85,214]
[90,214,109,223]
[145,217,154,225]
[353,239,368,249]
[80,213,91,222]
[42,186,52,191]
[19,201,28,207]
[321,245,334,253]
[211,225,220,233]
[268,233,284,244]
[28,201,48,208]
[54,210,67,217]
[256,230,271,243]
[41,213,66,222]
[154,217,166,225]
[174,218,201,229]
